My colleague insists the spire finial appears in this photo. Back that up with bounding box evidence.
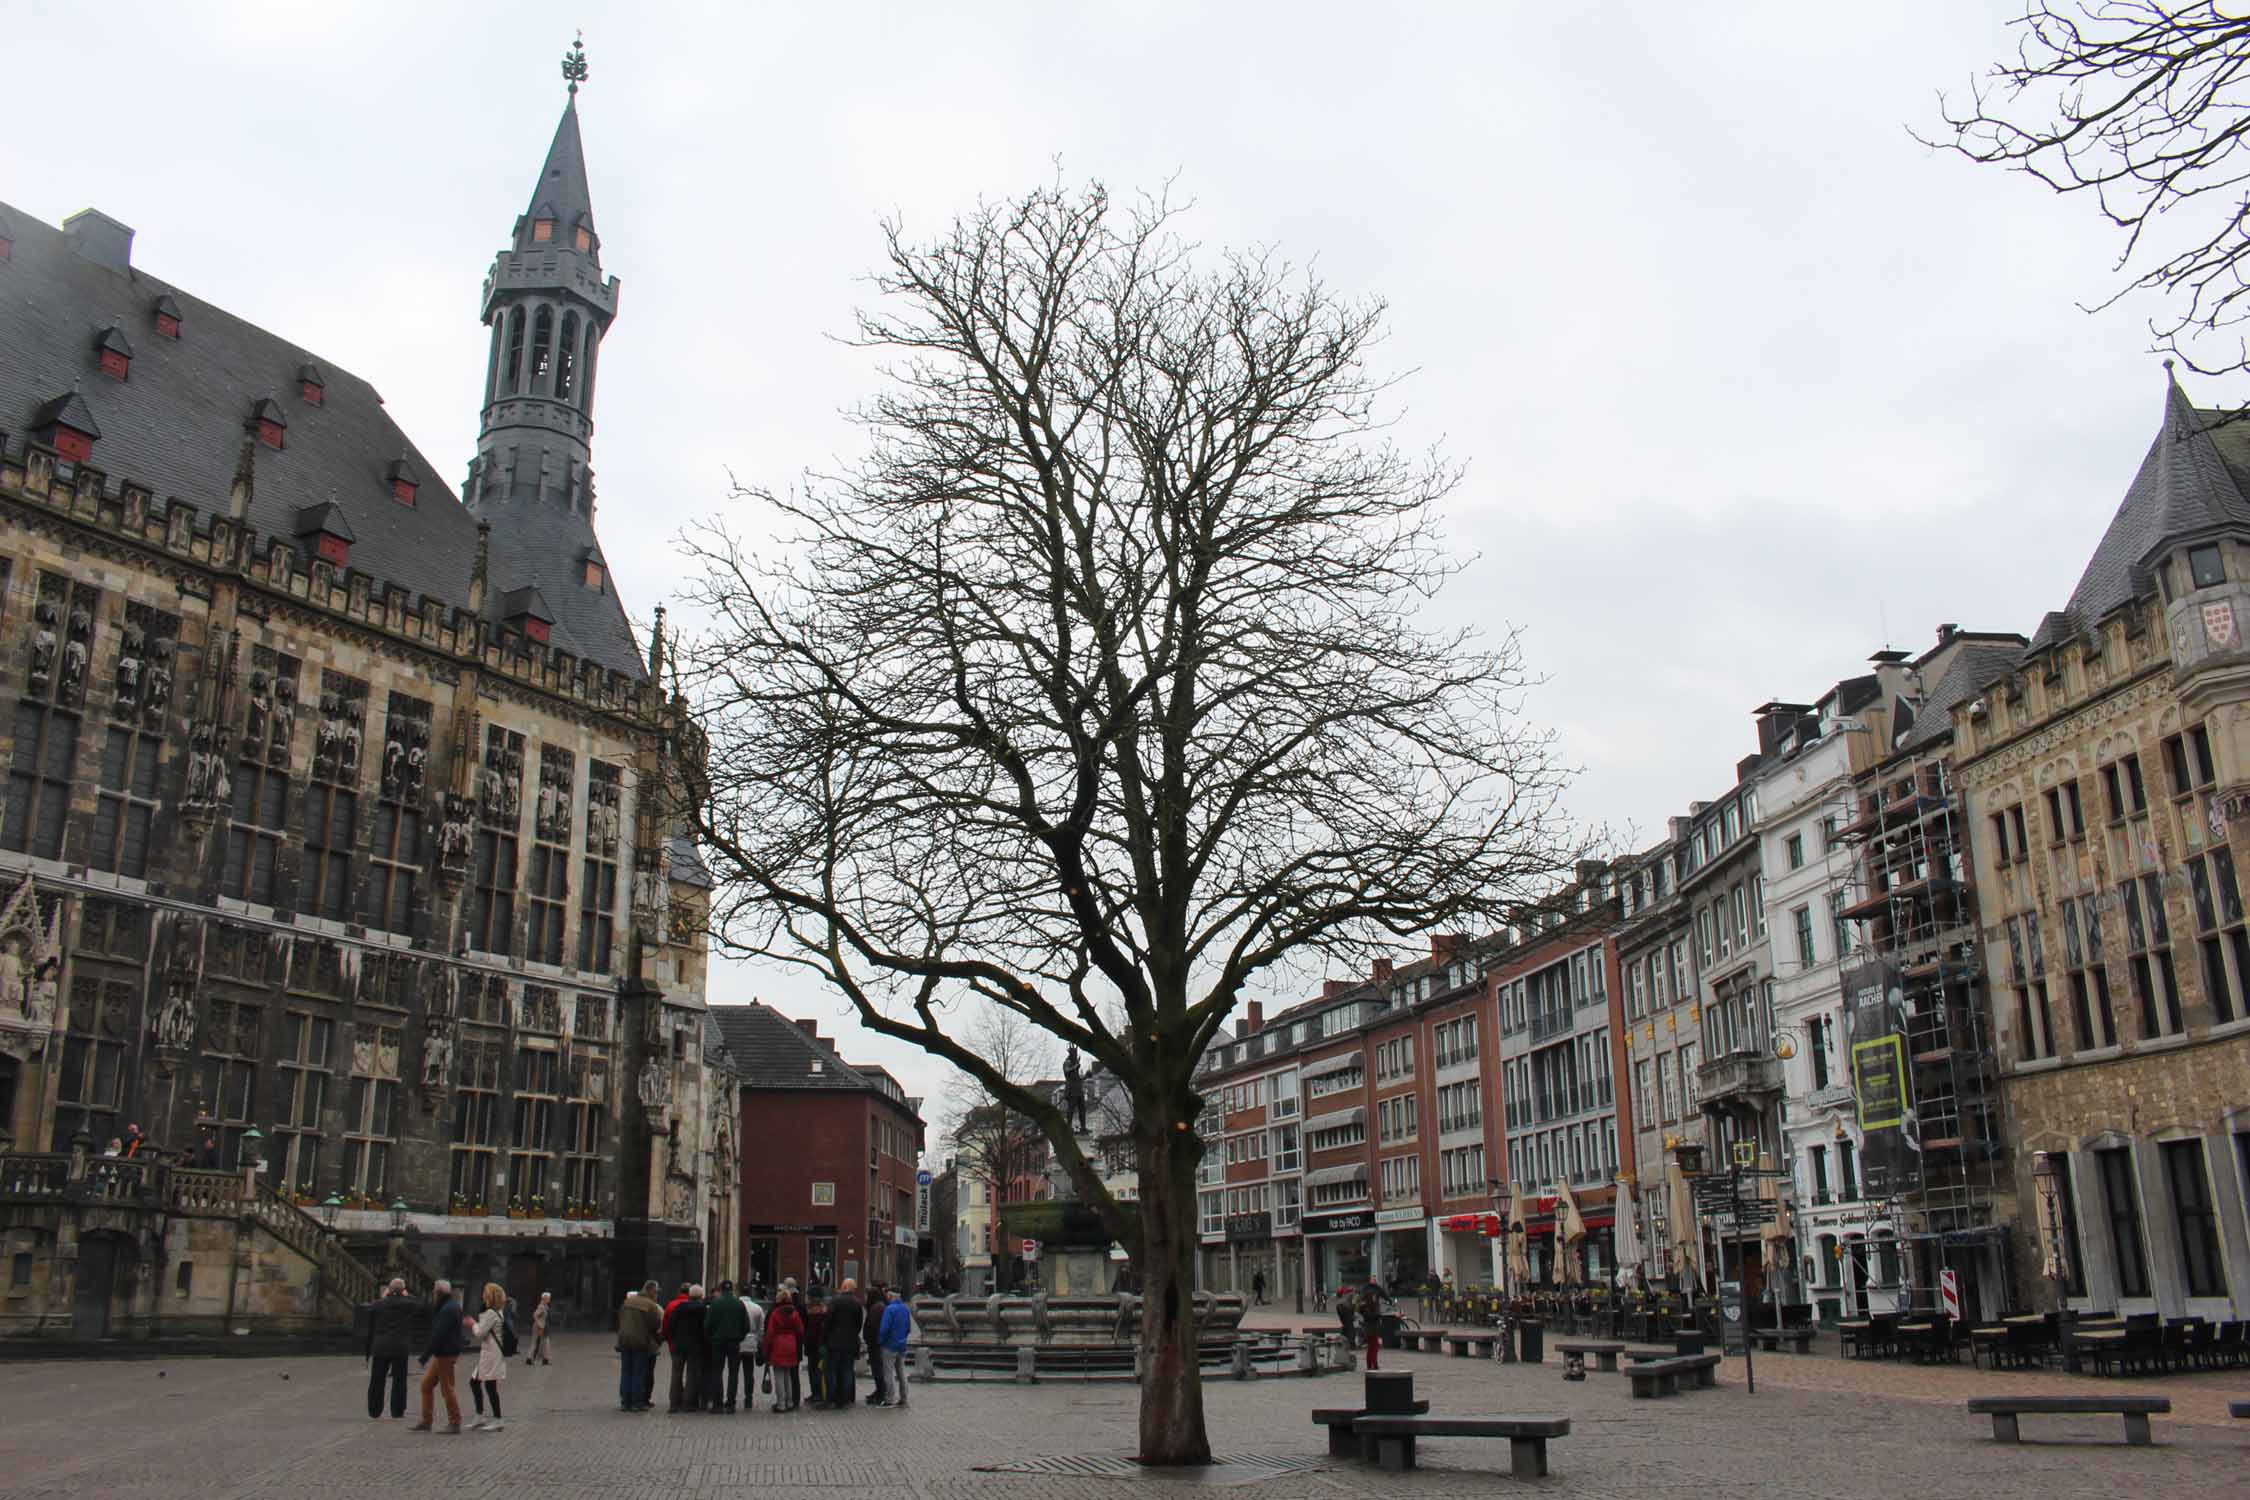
[562,31,588,97]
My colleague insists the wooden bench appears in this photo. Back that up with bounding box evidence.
[1965,1395,2171,1447]
[1627,1353,1721,1399]
[1311,1400,1429,1457]
[1446,1332,1499,1359]
[1755,1326,1815,1354]
[1555,1339,1627,1372]
[1350,1414,1571,1477]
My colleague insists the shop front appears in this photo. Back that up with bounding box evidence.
[1434,1212,1504,1286]
[1303,1207,1374,1297]
[1375,1206,1428,1292]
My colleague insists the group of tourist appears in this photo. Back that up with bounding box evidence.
[616,1276,913,1414]
[363,1279,551,1433]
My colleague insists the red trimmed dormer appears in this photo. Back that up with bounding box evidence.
[385,455,420,507]
[298,362,325,407]
[31,390,99,463]
[152,293,181,339]
[93,325,133,380]
[294,500,354,568]
[250,396,287,450]
[501,585,554,646]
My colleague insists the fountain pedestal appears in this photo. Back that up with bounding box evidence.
[1039,1246,1113,1297]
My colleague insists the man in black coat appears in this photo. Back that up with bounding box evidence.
[823,1279,865,1407]
[365,1277,416,1419]
[665,1284,709,1414]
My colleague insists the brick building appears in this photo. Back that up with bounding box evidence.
[714,1003,925,1293]
[1954,373,2250,1321]
[0,47,737,1342]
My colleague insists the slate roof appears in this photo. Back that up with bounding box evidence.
[1896,638,2028,752]
[2033,373,2250,652]
[701,1011,738,1074]
[475,486,641,672]
[518,96,599,257]
[0,199,647,680]
[666,834,714,889]
[708,1002,876,1091]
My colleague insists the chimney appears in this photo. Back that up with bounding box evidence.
[62,209,134,274]
[1734,752,1762,783]
[1243,1001,1264,1035]
[1322,979,1351,999]
[794,1017,820,1039]
[1936,623,1959,648]
[1573,859,1606,890]
[1371,957,1394,988]
[1429,933,1468,958]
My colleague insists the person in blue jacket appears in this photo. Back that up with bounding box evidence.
[873,1288,913,1408]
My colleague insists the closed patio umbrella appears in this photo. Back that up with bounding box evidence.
[1556,1177,1588,1283]
[1613,1176,1644,1278]
[1666,1158,1700,1288]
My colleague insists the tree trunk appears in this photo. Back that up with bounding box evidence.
[1135,1118,1212,1465]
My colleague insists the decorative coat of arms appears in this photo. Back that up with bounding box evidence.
[2203,600,2236,650]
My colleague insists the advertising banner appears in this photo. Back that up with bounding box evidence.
[1841,959,1921,1195]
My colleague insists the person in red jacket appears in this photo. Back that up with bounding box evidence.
[763,1295,805,1412]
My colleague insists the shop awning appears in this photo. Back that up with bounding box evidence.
[1303,1162,1369,1189]
[1299,1053,1362,1083]
[1438,1213,1503,1236]
[1303,1105,1365,1134]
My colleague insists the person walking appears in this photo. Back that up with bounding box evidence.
[365,1276,414,1420]
[527,1291,552,1365]
[465,1283,510,1431]
[764,1292,804,1411]
[412,1279,467,1433]
[802,1293,828,1408]
[616,1279,665,1412]
[1251,1270,1267,1306]
[823,1279,865,1408]
[1335,1284,1357,1343]
[659,1283,693,1412]
[862,1282,888,1407]
[665,1284,709,1414]
[704,1280,748,1412]
[873,1288,912,1408]
[738,1285,765,1414]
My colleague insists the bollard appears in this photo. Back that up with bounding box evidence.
[1015,1346,1037,1383]
[1231,1343,1251,1381]
[914,1346,935,1382]
[1296,1340,1316,1375]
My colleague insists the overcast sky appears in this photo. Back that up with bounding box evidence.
[7,2,2215,1140]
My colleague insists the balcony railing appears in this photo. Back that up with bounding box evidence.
[1696,1050,1784,1106]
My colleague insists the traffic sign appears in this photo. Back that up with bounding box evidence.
[1022,1238,1040,1259]
[916,1168,933,1186]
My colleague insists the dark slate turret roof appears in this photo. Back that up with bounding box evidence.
[2033,372,2250,651]
[476,487,640,671]
[709,1003,875,1091]
[0,200,646,679]
[518,96,598,258]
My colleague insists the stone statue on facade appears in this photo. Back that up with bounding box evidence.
[1063,1047,1088,1134]
[422,1022,454,1088]
[638,1056,671,1114]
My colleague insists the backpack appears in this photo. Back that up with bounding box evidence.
[499,1309,520,1357]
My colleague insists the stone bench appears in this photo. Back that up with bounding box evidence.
[1965,1395,2171,1447]
[1351,1414,1571,1477]
[1627,1353,1721,1399]
[1555,1339,1626,1373]
[1407,1329,1447,1353]
[1755,1326,1816,1354]
[1311,1401,1429,1458]
[1446,1332,1499,1359]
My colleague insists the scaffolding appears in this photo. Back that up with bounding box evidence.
[1837,749,2013,1317]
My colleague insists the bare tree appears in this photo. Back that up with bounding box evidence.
[669,180,1579,1462]
[1926,3,2250,388]
[940,1004,1057,1231]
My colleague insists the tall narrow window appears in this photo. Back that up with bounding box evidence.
[509,1047,560,1211]
[555,312,578,401]
[273,1012,333,1192]
[503,307,526,394]
[2187,848,2247,1024]
[8,574,95,861]
[466,726,524,955]
[2097,1146,2151,1298]
[299,673,364,921]
[562,1058,606,1214]
[2119,877,2184,1038]
[197,1000,262,1170]
[89,601,175,878]
[530,306,554,392]
[52,976,130,1150]
[224,648,299,906]
[526,747,573,965]
[2162,1140,2226,1298]
[448,1039,503,1207]
[341,1024,401,1199]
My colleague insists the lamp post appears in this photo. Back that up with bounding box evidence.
[241,1125,265,1179]
[2030,1151,2071,1314]
[1487,1177,1515,1363]
[390,1197,410,1234]
[321,1191,343,1228]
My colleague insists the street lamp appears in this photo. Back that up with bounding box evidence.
[390,1197,410,1235]
[321,1192,343,1228]
[241,1125,265,1175]
[2030,1151,2071,1312]
[1487,1177,1515,1364]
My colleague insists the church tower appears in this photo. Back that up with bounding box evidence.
[458,37,642,679]
[466,35,616,520]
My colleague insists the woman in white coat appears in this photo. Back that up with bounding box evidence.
[467,1282,509,1431]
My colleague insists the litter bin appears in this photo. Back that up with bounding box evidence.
[1379,1312,1404,1345]
[1516,1317,1544,1365]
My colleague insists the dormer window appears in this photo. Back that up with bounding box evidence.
[532,218,555,243]
[574,226,592,252]
[294,501,354,567]
[250,396,287,450]
[31,391,99,463]
[385,456,419,508]
[501,586,554,647]
[298,363,325,407]
[93,326,132,380]
[582,558,605,591]
[153,293,181,338]
[2190,544,2225,589]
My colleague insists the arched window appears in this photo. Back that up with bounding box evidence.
[578,333,598,412]
[555,312,579,401]
[484,319,505,404]
[530,306,554,393]
[503,308,526,395]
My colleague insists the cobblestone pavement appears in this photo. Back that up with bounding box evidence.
[0,1332,2238,1500]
